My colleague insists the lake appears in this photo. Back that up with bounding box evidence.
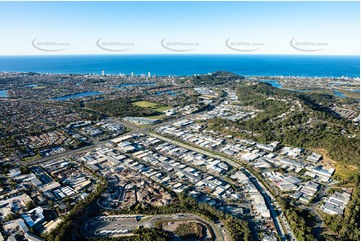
[259,80,282,88]
[0,90,8,97]
[333,91,347,98]
[155,90,177,96]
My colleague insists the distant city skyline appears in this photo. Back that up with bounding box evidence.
[0,1,359,55]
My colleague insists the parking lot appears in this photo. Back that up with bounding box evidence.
[81,215,146,237]
[80,213,222,239]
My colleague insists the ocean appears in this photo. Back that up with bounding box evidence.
[0,55,359,78]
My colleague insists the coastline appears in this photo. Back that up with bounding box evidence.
[0,55,359,78]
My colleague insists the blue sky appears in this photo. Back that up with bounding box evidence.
[0,1,359,55]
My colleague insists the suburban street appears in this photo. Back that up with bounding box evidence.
[149,132,293,241]
[19,95,297,241]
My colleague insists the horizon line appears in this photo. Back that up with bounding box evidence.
[0,54,359,57]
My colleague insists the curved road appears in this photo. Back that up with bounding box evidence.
[81,213,226,241]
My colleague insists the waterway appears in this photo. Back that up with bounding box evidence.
[259,79,358,98]
[52,91,103,101]
[26,84,38,88]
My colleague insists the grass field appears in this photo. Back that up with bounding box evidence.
[154,106,171,112]
[22,154,42,162]
[132,100,171,117]
[344,91,360,99]
[132,101,159,108]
